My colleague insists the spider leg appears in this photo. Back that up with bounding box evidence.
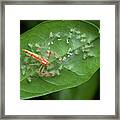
[54,52,60,58]
[46,50,61,61]
[46,50,52,59]
[39,64,43,72]
[41,66,45,73]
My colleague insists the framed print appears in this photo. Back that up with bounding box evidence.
[0,0,119,119]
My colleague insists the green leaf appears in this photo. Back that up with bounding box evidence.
[47,69,100,100]
[20,20,100,99]
[22,69,100,100]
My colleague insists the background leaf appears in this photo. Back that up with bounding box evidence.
[20,20,100,99]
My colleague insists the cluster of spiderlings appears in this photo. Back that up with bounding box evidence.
[21,65,26,75]
[81,42,95,60]
[21,27,96,80]
[47,28,96,63]
[54,47,75,71]
[68,28,87,48]
[28,42,51,60]
[48,28,89,50]
[21,40,63,80]
[47,32,62,48]
[65,28,96,60]
[21,43,42,77]
[21,52,39,77]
